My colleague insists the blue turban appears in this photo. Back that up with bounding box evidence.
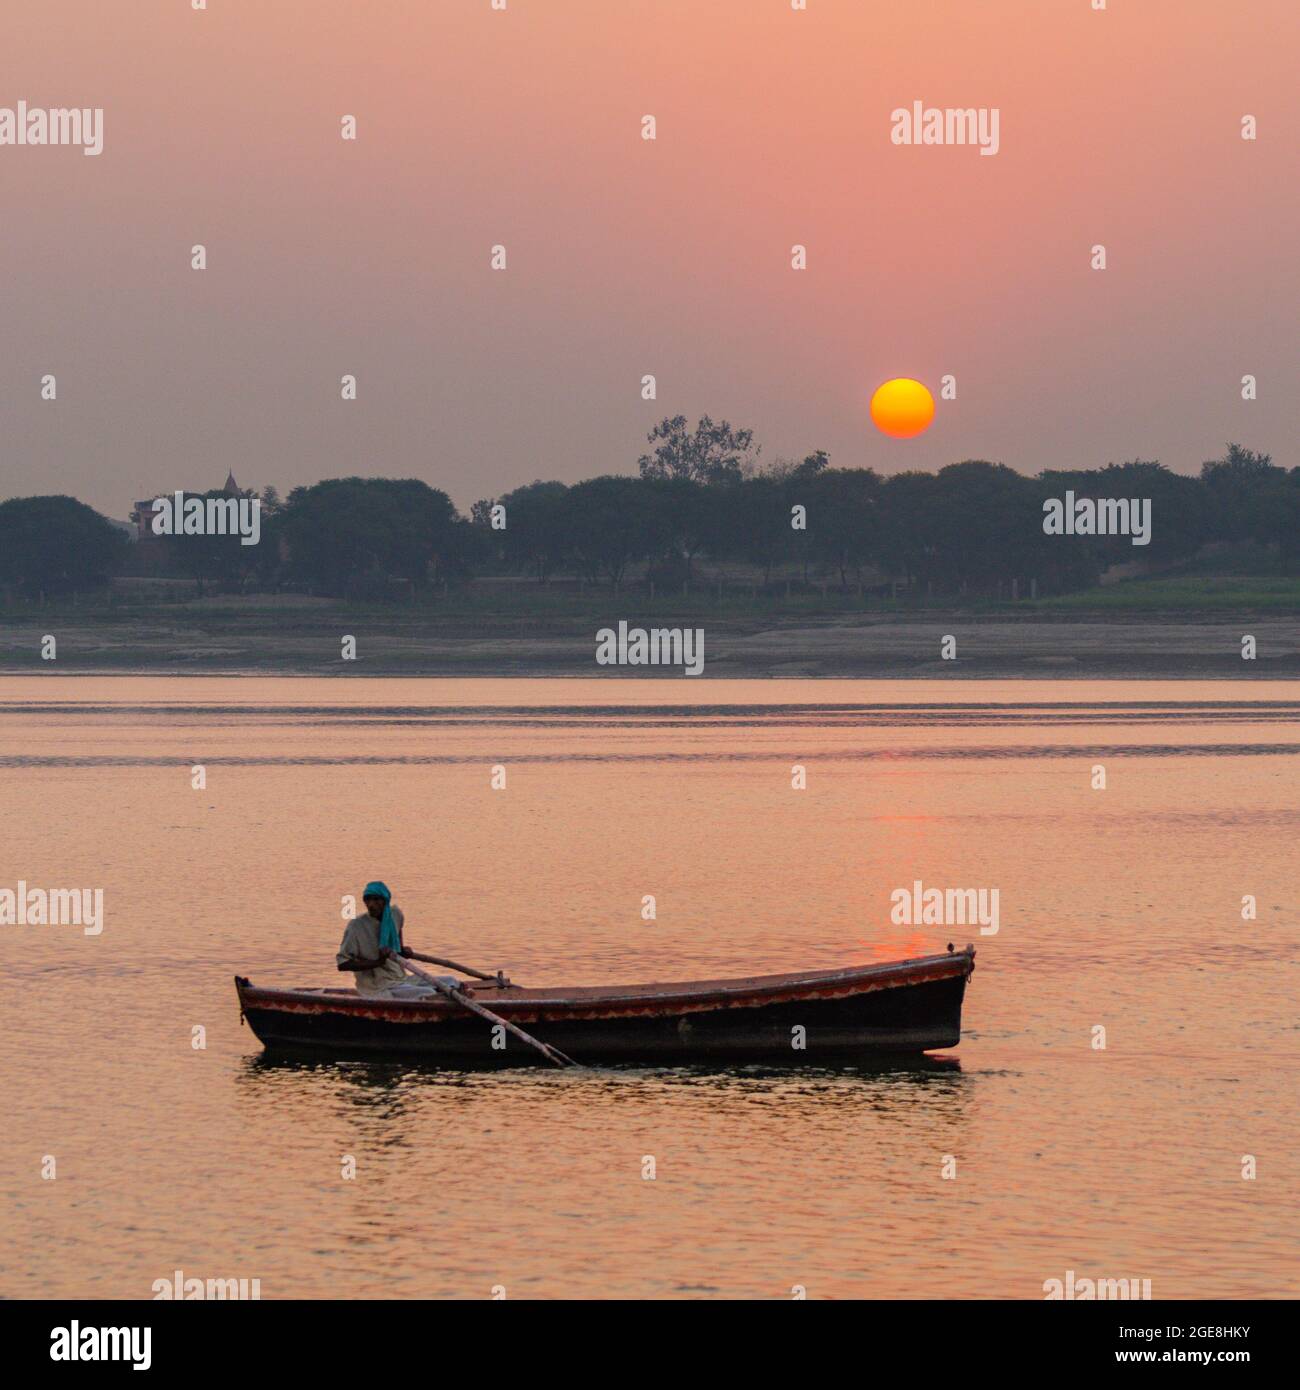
[362,881,402,953]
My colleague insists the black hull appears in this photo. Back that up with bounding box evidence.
[241,973,969,1067]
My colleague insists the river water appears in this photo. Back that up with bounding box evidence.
[1,677,1296,1299]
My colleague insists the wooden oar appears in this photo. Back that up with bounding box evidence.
[406,951,510,987]
[398,958,582,1069]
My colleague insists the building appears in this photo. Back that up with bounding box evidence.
[132,470,245,540]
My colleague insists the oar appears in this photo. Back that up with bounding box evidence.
[399,958,582,1069]
[405,951,510,987]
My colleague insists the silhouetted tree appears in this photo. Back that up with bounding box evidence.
[270,477,458,594]
[876,472,940,591]
[726,474,791,585]
[147,488,262,594]
[0,496,128,597]
[1201,444,1283,542]
[497,480,570,582]
[564,476,668,587]
[644,476,730,583]
[1246,468,1300,573]
[638,415,758,484]
[1043,461,1210,570]
[803,467,881,587]
[923,461,1040,594]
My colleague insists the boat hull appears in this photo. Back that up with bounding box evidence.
[235,949,974,1067]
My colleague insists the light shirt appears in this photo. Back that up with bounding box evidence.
[337,906,408,996]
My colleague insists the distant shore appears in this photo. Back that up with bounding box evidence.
[2,594,1297,679]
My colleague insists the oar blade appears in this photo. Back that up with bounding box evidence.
[401,958,583,1068]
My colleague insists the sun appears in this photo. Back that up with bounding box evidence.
[870,378,935,439]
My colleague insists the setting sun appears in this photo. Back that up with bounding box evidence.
[870,378,935,438]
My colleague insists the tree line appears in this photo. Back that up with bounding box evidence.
[0,420,1295,600]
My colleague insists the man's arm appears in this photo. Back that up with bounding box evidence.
[337,947,396,973]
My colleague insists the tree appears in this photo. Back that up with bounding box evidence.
[563,476,667,587]
[442,516,490,578]
[792,449,830,481]
[763,452,833,580]
[925,461,1040,594]
[0,496,128,597]
[643,476,728,583]
[497,480,570,582]
[1200,444,1283,542]
[803,467,881,588]
[155,489,261,594]
[1246,468,1300,573]
[1043,460,1210,569]
[724,474,791,585]
[637,415,758,484]
[270,477,458,594]
[876,472,939,590]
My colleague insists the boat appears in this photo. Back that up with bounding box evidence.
[234,945,975,1066]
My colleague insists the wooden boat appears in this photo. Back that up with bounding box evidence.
[234,946,975,1066]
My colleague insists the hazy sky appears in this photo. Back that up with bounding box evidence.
[2,0,1296,519]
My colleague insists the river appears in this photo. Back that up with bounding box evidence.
[1,677,1295,1298]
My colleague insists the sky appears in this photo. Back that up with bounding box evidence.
[2,0,1296,520]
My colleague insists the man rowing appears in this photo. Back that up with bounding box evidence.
[337,881,466,998]
[323,882,571,1064]
[337,881,512,998]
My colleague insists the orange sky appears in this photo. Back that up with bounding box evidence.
[2,0,1296,517]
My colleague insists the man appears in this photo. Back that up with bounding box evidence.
[337,881,414,996]
[337,881,468,998]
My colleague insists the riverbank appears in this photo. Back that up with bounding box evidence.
[2,591,1297,677]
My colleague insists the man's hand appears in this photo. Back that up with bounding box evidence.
[338,954,391,973]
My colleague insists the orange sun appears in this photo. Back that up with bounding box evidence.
[870,378,935,439]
